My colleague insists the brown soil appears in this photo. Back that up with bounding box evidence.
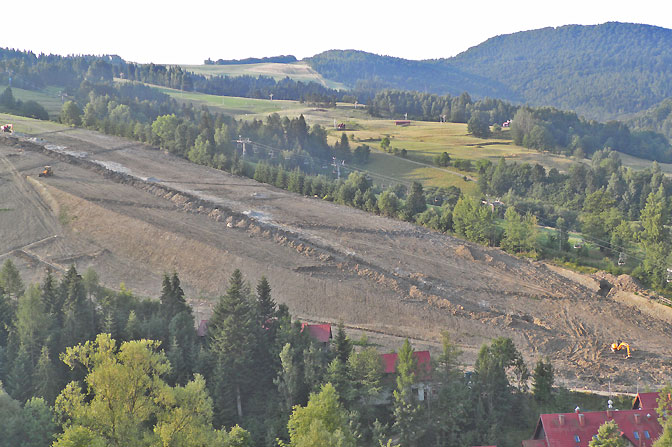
[1,129,671,392]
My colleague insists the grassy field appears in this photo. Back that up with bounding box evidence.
[149,84,308,116]
[0,112,67,134]
[1,85,64,118]
[180,61,347,90]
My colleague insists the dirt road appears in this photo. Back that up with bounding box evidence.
[1,128,670,392]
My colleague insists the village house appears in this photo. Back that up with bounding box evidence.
[300,323,332,346]
[522,392,665,447]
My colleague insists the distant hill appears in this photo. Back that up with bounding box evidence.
[306,23,672,120]
[305,49,519,101]
[447,22,672,120]
[627,97,672,140]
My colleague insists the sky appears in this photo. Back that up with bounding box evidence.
[3,0,672,65]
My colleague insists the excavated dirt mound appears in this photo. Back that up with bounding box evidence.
[2,129,671,392]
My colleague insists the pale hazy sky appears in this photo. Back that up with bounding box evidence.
[4,0,671,64]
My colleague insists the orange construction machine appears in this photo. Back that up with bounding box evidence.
[611,341,632,359]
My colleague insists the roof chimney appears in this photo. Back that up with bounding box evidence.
[559,414,566,426]
[579,414,586,426]
[634,414,641,424]
[607,409,613,418]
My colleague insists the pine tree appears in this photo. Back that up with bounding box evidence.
[0,259,24,300]
[334,322,351,365]
[33,346,57,404]
[40,271,61,325]
[532,357,554,403]
[0,287,14,347]
[208,269,257,425]
[256,276,276,325]
[59,266,95,346]
[393,339,423,447]
[405,182,427,217]
[160,273,190,321]
[124,310,141,340]
[7,345,34,402]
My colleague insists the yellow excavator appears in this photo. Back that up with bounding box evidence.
[38,166,53,177]
[611,341,632,359]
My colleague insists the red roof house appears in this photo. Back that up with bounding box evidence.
[523,409,663,447]
[381,350,431,379]
[633,392,661,410]
[300,323,332,343]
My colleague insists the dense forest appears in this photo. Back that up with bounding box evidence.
[447,22,672,120]
[1,262,655,447]
[305,50,516,100]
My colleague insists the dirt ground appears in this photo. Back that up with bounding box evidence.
[1,127,671,393]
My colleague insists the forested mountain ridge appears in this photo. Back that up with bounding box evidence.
[447,22,672,120]
[304,49,519,100]
[306,23,672,120]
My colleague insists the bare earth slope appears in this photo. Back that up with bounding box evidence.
[1,128,671,391]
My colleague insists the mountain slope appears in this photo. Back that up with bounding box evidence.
[305,49,519,100]
[447,22,672,120]
[306,23,672,120]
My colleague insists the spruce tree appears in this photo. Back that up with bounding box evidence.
[33,346,57,404]
[208,269,257,425]
[334,322,351,365]
[393,339,423,447]
[0,259,24,300]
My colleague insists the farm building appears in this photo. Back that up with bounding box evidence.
[522,392,665,447]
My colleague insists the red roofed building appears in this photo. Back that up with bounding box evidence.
[632,392,661,410]
[300,323,332,344]
[523,409,663,447]
[381,351,432,378]
[380,350,432,402]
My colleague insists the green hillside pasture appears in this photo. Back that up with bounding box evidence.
[341,119,595,174]
[1,85,64,118]
[180,62,347,90]
[152,85,308,116]
[354,151,478,194]
[0,112,67,134]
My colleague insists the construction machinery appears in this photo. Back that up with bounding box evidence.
[611,341,632,359]
[38,166,53,177]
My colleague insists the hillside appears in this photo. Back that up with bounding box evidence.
[2,120,672,392]
[627,97,672,141]
[447,22,672,120]
[305,23,672,120]
[305,49,518,100]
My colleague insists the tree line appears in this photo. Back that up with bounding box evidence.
[2,261,644,447]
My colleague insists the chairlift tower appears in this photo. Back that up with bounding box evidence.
[236,135,252,158]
